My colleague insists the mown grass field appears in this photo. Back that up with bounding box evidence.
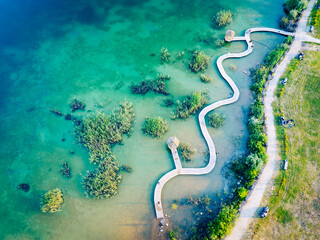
[245,50,320,239]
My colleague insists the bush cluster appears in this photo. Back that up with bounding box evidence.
[208,112,225,128]
[160,47,170,62]
[213,10,233,27]
[75,101,135,199]
[172,90,209,119]
[179,142,196,161]
[141,116,168,138]
[189,51,210,73]
[130,79,169,95]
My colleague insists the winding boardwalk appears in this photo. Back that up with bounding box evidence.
[226,0,320,239]
[154,28,294,219]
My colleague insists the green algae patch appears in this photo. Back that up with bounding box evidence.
[75,101,135,199]
[189,51,210,73]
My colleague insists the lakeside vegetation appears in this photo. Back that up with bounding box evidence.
[172,90,209,119]
[41,189,64,213]
[248,50,320,239]
[75,101,135,199]
[200,74,213,83]
[141,116,168,138]
[310,0,320,38]
[189,37,292,240]
[280,0,308,31]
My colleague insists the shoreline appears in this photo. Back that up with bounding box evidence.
[226,0,320,239]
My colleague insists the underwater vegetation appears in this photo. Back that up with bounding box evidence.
[160,47,171,62]
[75,101,135,199]
[172,90,209,119]
[130,73,171,96]
[17,183,30,192]
[59,162,71,178]
[70,99,86,112]
[40,189,64,213]
[141,116,168,138]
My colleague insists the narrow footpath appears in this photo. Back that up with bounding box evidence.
[226,0,320,239]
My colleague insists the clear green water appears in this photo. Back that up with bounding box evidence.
[0,0,286,239]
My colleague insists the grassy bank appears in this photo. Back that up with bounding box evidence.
[248,50,320,239]
[310,0,320,38]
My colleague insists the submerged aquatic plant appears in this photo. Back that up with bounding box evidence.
[160,47,171,62]
[41,189,64,213]
[70,99,86,112]
[200,74,213,83]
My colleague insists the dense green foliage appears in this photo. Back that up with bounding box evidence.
[130,79,169,95]
[189,51,210,72]
[200,74,213,83]
[207,205,238,239]
[310,0,320,38]
[172,90,209,119]
[141,116,168,138]
[41,189,64,213]
[179,142,196,161]
[75,102,135,199]
[208,112,225,128]
[280,0,307,31]
[213,10,233,27]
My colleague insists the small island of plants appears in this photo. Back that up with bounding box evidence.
[172,90,209,119]
[189,51,210,73]
[208,112,225,128]
[41,188,64,213]
[213,10,233,28]
[142,116,168,138]
[75,101,135,199]
[178,142,196,161]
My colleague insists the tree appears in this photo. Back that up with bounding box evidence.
[213,10,233,27]
[41,189,64,213]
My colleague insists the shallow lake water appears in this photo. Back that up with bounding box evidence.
[0,0,286,239]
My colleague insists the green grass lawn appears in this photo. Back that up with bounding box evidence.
[247,50,320,239]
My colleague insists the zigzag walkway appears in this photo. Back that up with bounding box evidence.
[154,28,294,220]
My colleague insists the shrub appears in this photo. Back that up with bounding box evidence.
[172,90,209,119]
[142,116,168,138]
[41,189,64,213]
[171,203,178,210]
[213,10,233,27]
[215,38,226,47]
[208,112,225,128]
[179,142,196,161]
[288,9,298,20]
[285,35,293,45]
[189,51,210,72]
[200,74,213,83]
[280,16,290,30]
[207,204,238,239]
[265,44,288,68]
[160,47,170,62]
[237,187,249,200]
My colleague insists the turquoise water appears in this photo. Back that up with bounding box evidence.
[0,0,286,239]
